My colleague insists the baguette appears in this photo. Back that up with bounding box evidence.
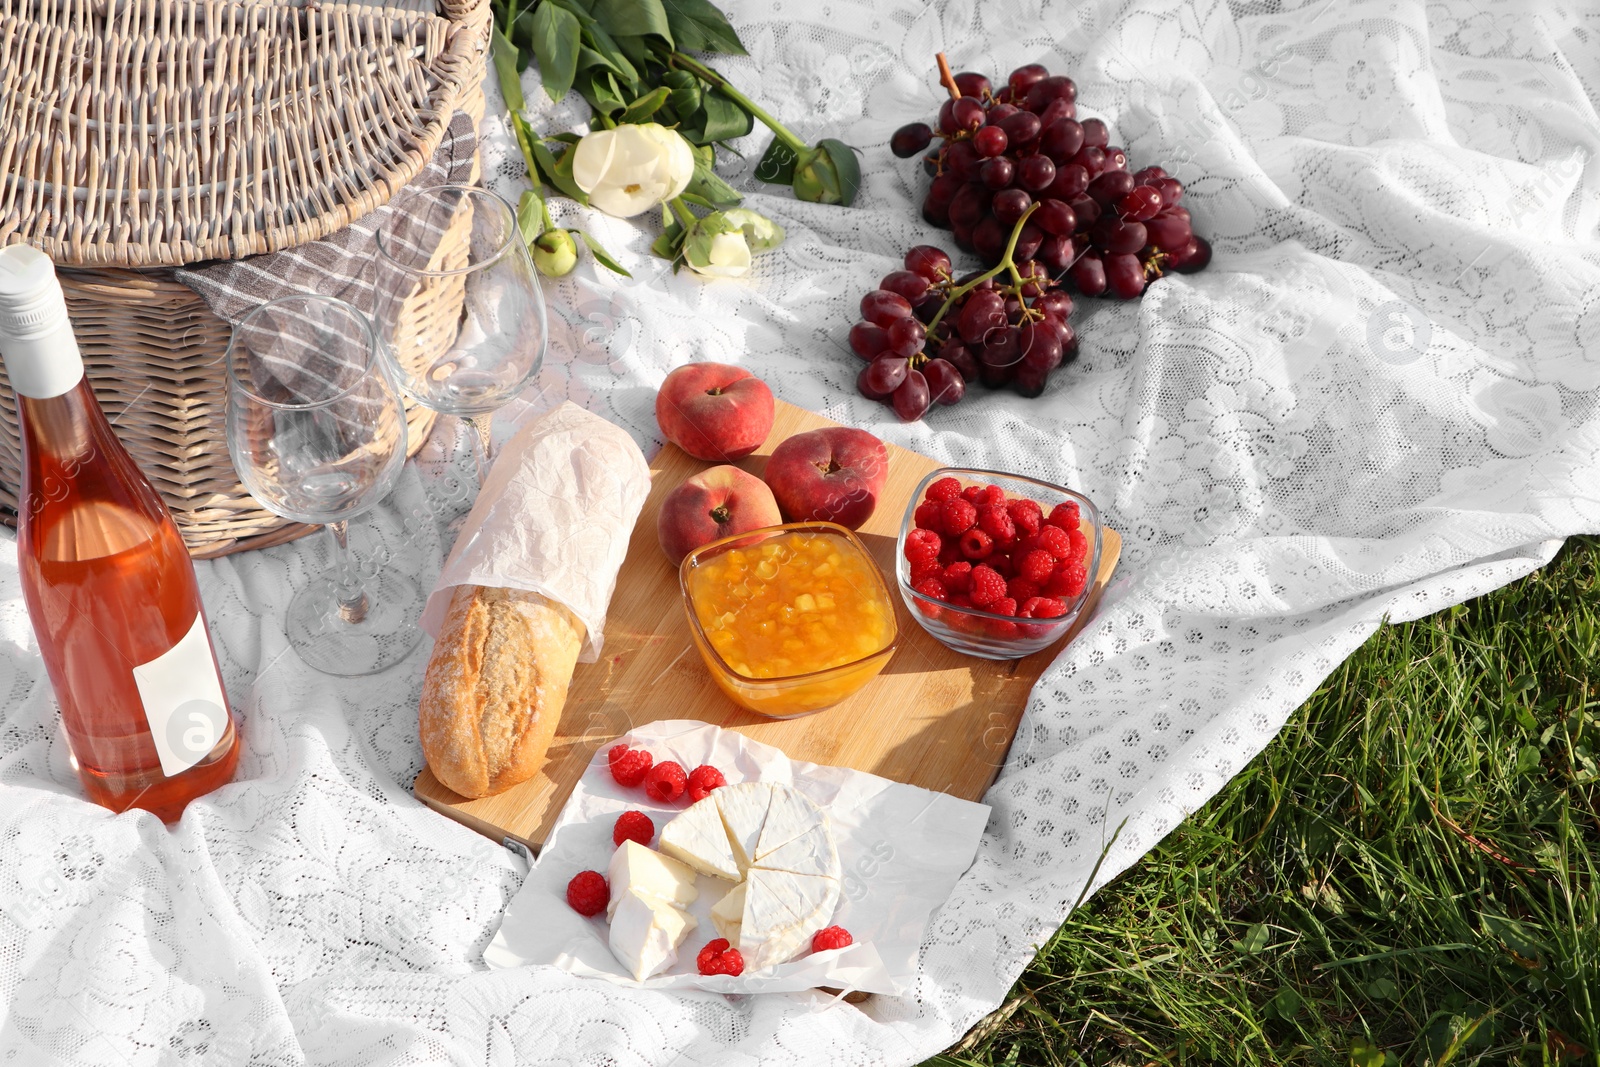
[419,584,585,798]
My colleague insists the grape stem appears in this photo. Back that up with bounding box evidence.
[936,53,961,100]
[925,202,1042,337]
[668,53,808,154]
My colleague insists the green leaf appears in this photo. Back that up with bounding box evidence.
[1366,977,1399,1000]
[548,132,582,144]
[660,69,702,120]
[677,192,720,211]
[591,0,672,46]
[612,33,653,69]
[685,145,741,208]
[697,92,753,142]
[662,0,746,54]
[1236,922,1270,955]
[531,139,590,205]
[1270,987,1303,1019]
[753,137,799,185]
[1516,744,1542,773]
[620,86,671,123]
[1350,1038,1385,1067]
[490,27,526,114]
[582,23,640,85]
[529,3,581,101]
[571,229,632,277]
[577,67,628,117]
[516,189,545,246]
[817,137,861,205]
[1511,672,1537,692]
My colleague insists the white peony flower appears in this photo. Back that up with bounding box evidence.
[570,123,694,218]
[686,230,753,278]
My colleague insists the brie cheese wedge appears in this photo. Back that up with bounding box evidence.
[609,887,697,981]
[737,868,841,971]
[714,782,773,869]
[606,840,699,920]
[659,797,741,881]
[753,784,823,861]
[753,820,840,881]
[709,880,747,942]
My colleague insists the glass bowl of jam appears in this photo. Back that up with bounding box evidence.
[678,521,898,718]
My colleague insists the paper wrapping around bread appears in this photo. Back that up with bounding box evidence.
[420,402,651,661]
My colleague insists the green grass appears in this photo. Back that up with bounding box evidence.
[927,536,1600,1067]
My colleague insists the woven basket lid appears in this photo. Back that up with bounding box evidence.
[0,0,488,267]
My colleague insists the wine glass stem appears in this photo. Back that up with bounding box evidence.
[466,413,494,487]
[326,520,370,625]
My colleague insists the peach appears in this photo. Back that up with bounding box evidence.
[762,427,888,531]
[658,465,783,564]
[656,363,775,461]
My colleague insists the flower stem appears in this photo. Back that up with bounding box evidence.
[668,52,808,155]
[668,197,698,231]
[925,203,1042,336]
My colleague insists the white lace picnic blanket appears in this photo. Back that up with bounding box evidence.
[4,0,1599,1062]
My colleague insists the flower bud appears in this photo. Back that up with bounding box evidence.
[792,140,860,206]
[533,229,578,277]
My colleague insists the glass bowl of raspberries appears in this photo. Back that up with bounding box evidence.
[897,468,1102,659]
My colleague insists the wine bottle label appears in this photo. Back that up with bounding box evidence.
[131,614,230,778]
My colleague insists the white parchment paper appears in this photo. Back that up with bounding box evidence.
[484,720,991,995]
[419,401,651,661]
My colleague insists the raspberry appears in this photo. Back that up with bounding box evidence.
[1068,527,1089,562]
[904,527,942,563]
[644,760,688,803]
[1031,596,1069,618]
[913,578,949,600]
[985,617,1021,640]
[937,543,963,567]
[989,597,1018,617]
[811,926,854,953]
[925,476,963,503]
[949,593,974,609]
[613,810,655,847]
[977,485,1007,508]
[1046,561,1088,598]
[1034,524,1072,560]
[969,565,1006,607]
[958,528,994,560]
[910,558,943,585]
[939,498,978,536]
[566,871,609,916]
[913,501,942,530]
[1007,577,1040,603]
[1007,498,1044,536]
[985,549,1014,578]
[977,505,1015,545]
[942,561,973,593]
[687,765,727,803]
[608,745,653,789]
[961,484,983,503]
[696,938,746,976]
[1019,549,1056,584]
[1047,501,1081,531]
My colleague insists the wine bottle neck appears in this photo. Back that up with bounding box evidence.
[0,246,86,399]
[19,380,97,462]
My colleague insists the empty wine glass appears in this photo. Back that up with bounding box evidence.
[373,183,547,488]
[225,295,424,676]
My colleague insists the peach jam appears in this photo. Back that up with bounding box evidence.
[682,524,897,717]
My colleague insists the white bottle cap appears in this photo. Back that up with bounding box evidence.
[0,245,86,399]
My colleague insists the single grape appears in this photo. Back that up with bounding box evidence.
[887,316,926,356]
[1055,319,1079,356]
[1012,362,1051,398]
[958,290,1007,345]
[1046,161,1090,200]
[1072,145,1106,177]
[942,342,981,382]
[893,370,931,421]
[1036,288,1073,320]
[1170,235,1212,273]
[905,245,952,281]
[1018,321,1064,372]
[1102,146,1129,172]
[953,71,992,98]
[1154,177,1184,206]
[1039,233,1074,273]
[1013,222,1044,264]
[972,215,1008,263]
[973,125,1008,158]
[949,183,991,228]
[1088,170,1136,206]
[1034,198,1077,236]
[945,141,982,182]
[880,270,930,302]
[849,321,889,361]
[1008,64,1049,96]
[987,102,1020,124]
[922,358,966,405]
[1068,195,1101,230]
[1133,165,1168,185]
[937,99,958,135]
[922,155,940,178]
[951,97,986,132]
[980,358,1016,388]
[865,354,910,394]
[1117,186,1163,222]
[927,172,963,206]
[950,221,975,252]
[1070,252,1107,296]
[913,292,944,323]
[1024,75,1076,113]
[1037,98,1076,126]
[1044,75,1077,102]
[997,111,1042,146]
[1144,210,1192,250]
[981,324,1022,367]
[1039,119,1085,163]
[1013,158,1051,194]
[992,188,1032,225]
[857,363,893,402]
[980,157,1014,189]
[1080,118,1109,148]
[891,122,934,158]
[1091,218,1148,256]
[1104,253,1145,298]
[922,200,950,228]
[861,289,913,327]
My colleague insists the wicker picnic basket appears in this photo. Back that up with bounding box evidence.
[0,0,491,557]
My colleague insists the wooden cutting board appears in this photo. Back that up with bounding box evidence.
[414,400,1121,848]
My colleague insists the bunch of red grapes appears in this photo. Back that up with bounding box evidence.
[850,238,1079,420]
[891,62,1211,299]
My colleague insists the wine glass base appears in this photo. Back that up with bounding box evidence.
[286,567,428,677]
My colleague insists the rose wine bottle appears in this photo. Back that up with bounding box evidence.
[0,246,239,820]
